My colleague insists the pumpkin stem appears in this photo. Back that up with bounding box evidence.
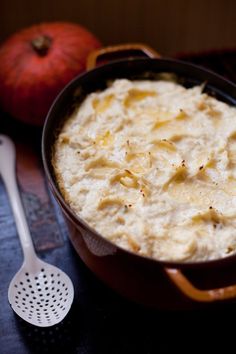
[31,35,52,56]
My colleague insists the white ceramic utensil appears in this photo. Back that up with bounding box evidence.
[0,134,74,327]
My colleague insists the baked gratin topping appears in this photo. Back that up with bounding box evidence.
[54,79,236,262]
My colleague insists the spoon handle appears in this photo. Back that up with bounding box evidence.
[0,135,35,259]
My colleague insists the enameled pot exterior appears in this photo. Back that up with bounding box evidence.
[42,44,236,309]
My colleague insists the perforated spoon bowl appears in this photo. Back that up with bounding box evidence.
[0,135,74,327]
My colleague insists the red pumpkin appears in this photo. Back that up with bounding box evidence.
[0,22,101,126]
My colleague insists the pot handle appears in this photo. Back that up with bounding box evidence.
[165,267,236,302]
[86,43,160,70]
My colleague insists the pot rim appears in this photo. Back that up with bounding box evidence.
[42,55,236,270]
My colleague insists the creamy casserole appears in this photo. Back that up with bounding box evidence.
[53,78,236,262]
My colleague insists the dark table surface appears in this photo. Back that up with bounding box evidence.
[1,49,236,354]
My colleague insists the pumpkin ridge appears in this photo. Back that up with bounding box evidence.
[58,47,85,70]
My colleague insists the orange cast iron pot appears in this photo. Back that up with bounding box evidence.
[42,44,236,309]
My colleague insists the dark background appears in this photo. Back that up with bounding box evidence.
[0,0,236,55]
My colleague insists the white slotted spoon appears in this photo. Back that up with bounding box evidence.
[0,134,74,327]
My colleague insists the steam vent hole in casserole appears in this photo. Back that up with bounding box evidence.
[53,78,236,262]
